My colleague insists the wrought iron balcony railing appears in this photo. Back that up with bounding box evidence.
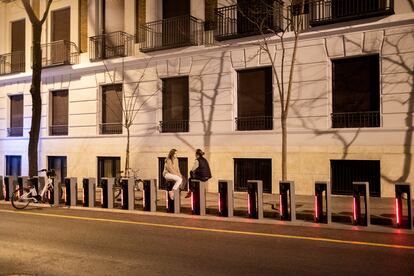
[236,116,273,131]
[49,125,68,136]
[331,111,380,128]
[100,123,123,135]
[7,127,24,137]
[39,40,79,67]
[0,51,25,75]
[89,31,134,62]
[309,0,394,26]
[138,15,204,52]
[159,120,189,133]
[215,2,283,41]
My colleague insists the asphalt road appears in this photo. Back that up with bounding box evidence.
[0,205,413,276]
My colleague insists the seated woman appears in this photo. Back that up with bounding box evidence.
[163,149,183,200]
[186,149,212,198]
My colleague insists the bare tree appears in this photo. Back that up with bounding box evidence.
[21,0,53,177]
[238,0,307,180]
[101,59,159,177]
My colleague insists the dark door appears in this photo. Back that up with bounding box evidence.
[237,0,273,36]
[234,158,272,193]
[11,19,25,73]
[48,156,67,186]
[158,157,188,190]
[51,8,71,64]
[97,157,121,184]
[6,156,21,176]
[330,160,381,197]
[51,90,69,135]
[162,0,191,47]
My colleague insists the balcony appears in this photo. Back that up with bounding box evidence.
[331,111,380,128]
[49,125,68,136]
[215,1,283,41]
[99,123,123,135]
[89,31,134,62]
[236,116,273,131]
[138,15,204,52]
[7,127,23,137]
[159,120,189,133]
[39,40,79,67]
[0,51,25,75]
[309,0,394,26]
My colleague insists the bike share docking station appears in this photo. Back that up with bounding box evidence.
[121,178,134,210]
[64,177,78,207]
[279,181,296,221]
[190,180,207,216]
[166,181,180,214]
[3,176,16,201]
[314,181,332,224]
[100,177,114,209]
[218,180,234,217]
[352,182,370,226]
[394,183,413,230]
[82,178,96,207]
[17,176,29,197]
[143,179,156,212]
[247,180,263,219]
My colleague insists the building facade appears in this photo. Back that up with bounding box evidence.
[0,0,413,197]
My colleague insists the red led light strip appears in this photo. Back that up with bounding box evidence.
[315,195,318,219]
[353,197,357,222]
[396,198,400,225]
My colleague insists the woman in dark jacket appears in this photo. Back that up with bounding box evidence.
[186,149,212,198]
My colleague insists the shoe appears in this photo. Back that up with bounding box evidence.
[185,191,191,198]
[169,191,174,200]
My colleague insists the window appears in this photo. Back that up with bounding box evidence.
[161,77,189,133]
[97,157,121,184]
[331,160,380,197]
[291,0,309,16]
[135,0,146,42]
[103,0,124,34]
[332,55,380,128]
[204,0,217,31]
[101,84,123,134]
[9,94,23,137]
[158,157,188,190]
[6,156,21,176]
[50,90,68,136]
[237,67,273,131]
[11,19,25,73]
[48,156,67,186]
[234,159,272,193]
[50,7,71,65]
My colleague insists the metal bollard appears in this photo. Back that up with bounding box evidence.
[395,183,412,230]
[247,180,263,219]
[100,178,114,209]
[143,179,157,212]
[190,180,207,216]
[4,176,16,201]
[64,177,78,206]
[121,178,134,210]
[0,176,4,200]
[279,181,296,221]
[352,182,370,226]
[218,180,233,217]
[314,181,331,224]
[166,181,180,214]
[82,178,96,207]
[17,176,29,196]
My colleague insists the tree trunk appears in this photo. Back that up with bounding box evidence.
[125,126,130,177]
[28,24,43,177]
[281,112,287,181]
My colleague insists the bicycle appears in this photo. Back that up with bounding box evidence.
[113,168,144,200]
[11,169,58,210]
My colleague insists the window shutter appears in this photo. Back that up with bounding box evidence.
[10,95,23,128]
[79,0,88,52]
[204,0,217,31]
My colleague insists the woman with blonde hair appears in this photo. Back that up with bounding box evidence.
[163,149,183,200]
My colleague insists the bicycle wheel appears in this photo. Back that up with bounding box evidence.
[114,187,122,200]
[11,188,32,210]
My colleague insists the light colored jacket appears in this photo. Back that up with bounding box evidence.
[164,158,181,177]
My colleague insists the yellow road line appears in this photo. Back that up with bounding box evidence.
[1,209,414,250]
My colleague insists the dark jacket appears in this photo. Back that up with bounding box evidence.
[193,156,212,181]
